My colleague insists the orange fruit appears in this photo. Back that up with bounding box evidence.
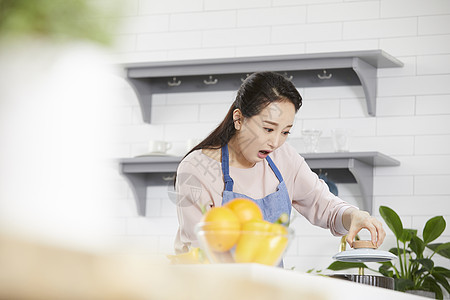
[200,206,240,252]
[224,198,263,224]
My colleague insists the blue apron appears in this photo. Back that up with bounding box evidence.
[221,144,292,221]
[220,144,291,267]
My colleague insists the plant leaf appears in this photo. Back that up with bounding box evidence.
[432,272,450,294]
[434,267,450,278]
[399,228,417,243]
[423,277,443,300]
[389,247,400,256]
[379,206,403,239]
[326,261,368,271]
[416,258,434,271]
[428,242,450,259]
[378,261,393,269]
[388,246,410,258]
[378,262,390,269]
[396,278,415,292]
[378,262,395,277]
[423,216,446,244]
[413,267,427,277]
[409,236,425,257]
[379,268,394,277]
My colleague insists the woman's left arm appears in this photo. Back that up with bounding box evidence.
[342,208,386,248]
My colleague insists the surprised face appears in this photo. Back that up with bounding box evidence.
[231,100,296,167]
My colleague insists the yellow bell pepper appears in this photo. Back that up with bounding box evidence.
[234,220,289,266]
[252,223,289,266]
[234,220,271,263]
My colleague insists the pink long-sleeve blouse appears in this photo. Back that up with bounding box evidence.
[174,142,356,253]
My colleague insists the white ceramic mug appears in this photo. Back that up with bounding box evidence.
[149,140,172,154]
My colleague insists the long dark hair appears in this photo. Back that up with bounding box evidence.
[186,71,302,157]
[174,71,302,186]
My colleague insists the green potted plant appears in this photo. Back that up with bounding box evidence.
[327,206,450,299]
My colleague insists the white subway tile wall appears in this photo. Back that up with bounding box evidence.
[307,2,380,23]
[418,15,450,35]
[109,0,450,274]
[170,11,237,31]
[343,18,418,40]
[380,0,450,18]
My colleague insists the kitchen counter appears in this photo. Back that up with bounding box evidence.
[162,264,427,300]
[0,231,426,300]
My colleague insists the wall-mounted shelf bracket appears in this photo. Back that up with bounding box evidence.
[302,152,400,214]
[119,152,400,216]
[122,50,403,123]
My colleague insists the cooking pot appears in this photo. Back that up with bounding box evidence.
[329,239,397,289]
[328,274,394,290]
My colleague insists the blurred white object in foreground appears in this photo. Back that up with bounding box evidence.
[0,39,118,252]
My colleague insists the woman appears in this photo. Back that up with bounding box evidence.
[174,71,385,256]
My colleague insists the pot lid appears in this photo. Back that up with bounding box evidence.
[333,248,397,263]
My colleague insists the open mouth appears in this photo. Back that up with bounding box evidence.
[258,150,272,158]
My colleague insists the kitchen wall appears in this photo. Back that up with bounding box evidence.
[109,0,450,272]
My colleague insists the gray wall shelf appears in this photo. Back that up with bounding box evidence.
[122,50,403,122]
[119,152,400,216]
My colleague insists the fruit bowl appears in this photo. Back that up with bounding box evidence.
[195,221,294,266]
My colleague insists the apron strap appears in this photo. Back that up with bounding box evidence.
[222,145,284,190]
[221,144,234,191]
[266,156,284,183]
